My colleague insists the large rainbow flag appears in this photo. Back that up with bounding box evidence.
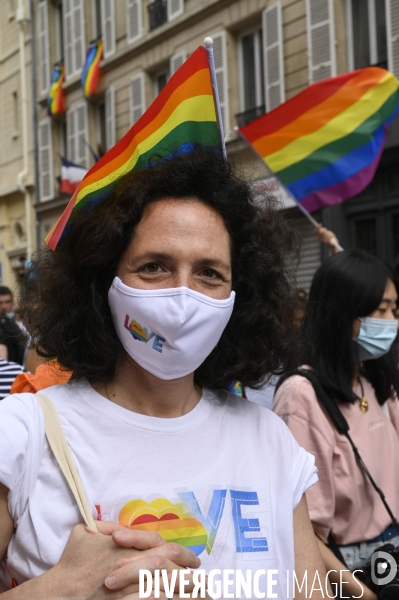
[81,39,103,98]
[47,63,65,116]
[46,44,225,250]
[239,67,399,212]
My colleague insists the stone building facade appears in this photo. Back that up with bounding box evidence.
[0,0,35,291]
[1,0,398,290]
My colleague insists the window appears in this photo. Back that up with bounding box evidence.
[127,0,142,43]
[306,0,336,82]
[93,0,102,38]
[347,0,388,69]
[263,3,285,110]
[170,52,186,75]
[38,1,50,94]
[130,74,145,125]
[63,0,86,78]
[59,120,67,157]
[386,0,399,78]
[38,120,54,201]
[100,0,115,58]
[67,104,89,167]
[147,0,183,31]
[237,29,265,126]
[97,100,106,156]
[154,71,168,97]
[105,86,115,150]
[56,3,64,62]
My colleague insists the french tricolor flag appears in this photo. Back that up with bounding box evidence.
[60,157,88,195]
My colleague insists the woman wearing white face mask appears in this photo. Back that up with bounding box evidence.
[274,250,399,600]
[0,148,331,599]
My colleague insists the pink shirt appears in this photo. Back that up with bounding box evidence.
[273,372,399,545]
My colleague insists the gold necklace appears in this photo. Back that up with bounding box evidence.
[358,378,368,413]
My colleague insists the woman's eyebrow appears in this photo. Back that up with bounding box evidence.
[194,258,231,271]
[130,252,174,262]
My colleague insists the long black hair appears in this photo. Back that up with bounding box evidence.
[300,249,399,404]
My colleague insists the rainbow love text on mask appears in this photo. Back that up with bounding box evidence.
[124,316,166,353]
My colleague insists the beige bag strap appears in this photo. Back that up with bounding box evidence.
[36,393,97,531]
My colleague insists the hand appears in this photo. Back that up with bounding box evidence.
[105,528,201,597]
[315,224,341,254]
[49,522,145,599]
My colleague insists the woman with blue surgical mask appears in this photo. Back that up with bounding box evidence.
[274,250,399,600]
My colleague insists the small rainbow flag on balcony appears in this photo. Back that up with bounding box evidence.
[47,63,65,116]
[239,67,399,213]
[46,43,225,250]
[81,38,103,98]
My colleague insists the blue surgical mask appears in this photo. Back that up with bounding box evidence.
[354,317,398,361]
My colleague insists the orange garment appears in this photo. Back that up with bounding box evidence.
[10,362,72,393]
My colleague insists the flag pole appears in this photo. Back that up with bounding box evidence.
[235,126,343,252]
[204,37,227,160]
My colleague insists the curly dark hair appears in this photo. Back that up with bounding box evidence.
[20,147,300,388]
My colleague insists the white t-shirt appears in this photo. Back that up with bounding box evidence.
[0,381,317,598]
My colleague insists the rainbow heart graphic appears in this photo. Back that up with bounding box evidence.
[119,497,208,556]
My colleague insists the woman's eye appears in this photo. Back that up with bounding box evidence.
[142,263,161,273]
[201,268,220,280]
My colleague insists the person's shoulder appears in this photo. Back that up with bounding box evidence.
[273,367,317,410]
[36,379,92,407]
[273,374,322,420]
[0,390,44,433]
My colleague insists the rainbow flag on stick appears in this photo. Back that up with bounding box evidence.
[81,39,103,98]
[46,42,225,250]
[239,67,399,213]
[47,63,65,116]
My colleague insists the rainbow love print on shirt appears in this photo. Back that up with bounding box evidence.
[119,497,208,555]
[118,490,269,557]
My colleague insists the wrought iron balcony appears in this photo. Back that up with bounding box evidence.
[235,105,266,128]
[148,0,167,31]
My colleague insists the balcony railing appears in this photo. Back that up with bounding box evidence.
[148,0,167,31]
[235,105,266,128]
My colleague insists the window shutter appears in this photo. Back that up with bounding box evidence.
[262,3,285,111]
[101,0,115,58]
[127,0,142,44]
[170,52,186,75]
[73,0,86,76]
[66,108,76,162]
[306,0,336,83]
[105,86,116,150]
[63,0,86,77]
[67,105,88,166]
[38,2,50,94]
[386,0,399,79]
[76,104,89,167]
[38,121,54,201]
[130,74,145,125]
[167,0,183,21]
[63,0,74,78]
[212,33,229,138]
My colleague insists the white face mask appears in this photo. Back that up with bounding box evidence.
[108,277,235,380]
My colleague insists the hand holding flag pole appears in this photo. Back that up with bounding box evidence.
[235,126,344,252]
